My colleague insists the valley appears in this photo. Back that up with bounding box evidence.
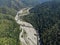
[0,0,60,45]
[15,8,39,45]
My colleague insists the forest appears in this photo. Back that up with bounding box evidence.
[22,1,60,45]
[0,0,60,45]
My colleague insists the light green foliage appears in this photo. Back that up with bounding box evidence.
[0,37,17,45]
[0,13,20,45]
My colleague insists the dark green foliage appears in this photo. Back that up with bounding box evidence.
[42,22,60,45]
[0,0,41,10]
[0,7,17,16]
[23,1,60,45]
[0,0,26,10]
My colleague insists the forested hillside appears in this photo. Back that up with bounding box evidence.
[22,1,60,45]
[0,5,21,45]
[0,0,60,45]
[0,0,40,10]
[0,0,26,10]
[0,13,21,45]
[0,0,21,45]
[0,0,42,45]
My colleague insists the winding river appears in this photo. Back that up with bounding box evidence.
[15,8,39,45]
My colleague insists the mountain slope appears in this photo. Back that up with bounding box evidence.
[0,0,26,10]
[0,0,51,10]
[22,1,60,45]
[0,0,21,45]
[21,0,51,5]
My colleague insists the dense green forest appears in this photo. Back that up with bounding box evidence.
[0,13,20,45]
[0,9,21,45]
[0,0,22,44]
[0,0,60,45]
[22,1,60,45]
[0,0,44,10]
[0,0,44,45]
[0,8,21,45]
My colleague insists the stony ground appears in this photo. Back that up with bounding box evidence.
[15,8,38,45]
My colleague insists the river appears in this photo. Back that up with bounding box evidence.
[15,8,40,45]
